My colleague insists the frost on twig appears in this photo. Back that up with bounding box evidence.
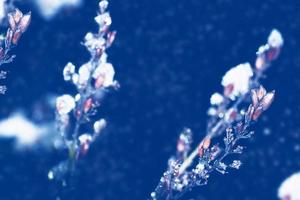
[0,7,31,93]
[48,0,118,181]
[150,29,283,200]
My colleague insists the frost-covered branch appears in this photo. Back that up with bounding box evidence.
[48,0,118,181]
[0,7,31,94]
[150,29,283,200]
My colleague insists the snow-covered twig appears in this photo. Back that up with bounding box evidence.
[48,0,118,181]
[0,7,31,94]
[151,29,283,200]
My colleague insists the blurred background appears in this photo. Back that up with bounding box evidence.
[0,0,299,199]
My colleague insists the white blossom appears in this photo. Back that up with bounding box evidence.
[95,12,112,26]
[93,119,107,134]
[222,63,253,100]
[63,62,75,81]
[48,171,54,180]
[210,92,224,105]
[99,0,109,12]
[268,29,284,48]
[78,133,92,144]
[278,172,300,200]
[72,73,79,85]
[84,32,94,42]
[84,32,105,51]
[100,52,108,63]
[93,62,115,87]
[74,93,81,102]
[78,63,91,86]
[56,95,75,115]
[207,107,217,116]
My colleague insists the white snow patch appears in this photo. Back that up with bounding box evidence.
[0,113,45,148]
[33,0,82,20]
[0,0,6,23]
[278,172,300,200]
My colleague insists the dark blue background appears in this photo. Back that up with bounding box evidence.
[0,0,299,199]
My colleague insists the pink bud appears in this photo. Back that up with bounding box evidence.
[255,55,266,71]
[18,12,31,33]
[95,75,104,88]
[12,30,22,45]
[203,137,211,150]
[83,98,93,113]
[7,13,16,31]
[5,28,13,47]
[266,47,280,62]
[13,9,23,24]
[177,140,185,152]
[223,84,234,98]
[252,107,263,120]
[261,91,275,111]
[107,31,116,47]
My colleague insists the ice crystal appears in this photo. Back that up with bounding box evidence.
[229,160,242,169]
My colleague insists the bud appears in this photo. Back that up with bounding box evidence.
[8,13,16,31]
[224,108,237,122]
[5,28,13,48]
[252,107,263,121]
[18,12,31,33]
[78,133,93,156]
[257,85,267,100]
[223,84,234,98]
[255,55,266,71]
[0,47,4,59]
[202,137,211,150]
[94,75,104,89]
[245,105,255,123]
[261,90,275,111]
[106,31,117,47]
[177,140,185,153]
[12,30,22,45]
[198,146,204,157]
[83,98,93,113]
[14,9,23,23]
